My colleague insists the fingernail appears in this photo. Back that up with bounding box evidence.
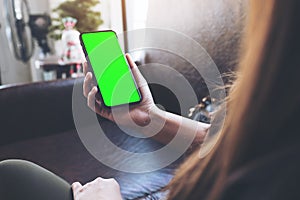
[93,86,98,92]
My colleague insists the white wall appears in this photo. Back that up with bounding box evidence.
[125,0,148,57]
[126,0,148,31]
[28,0,51,14]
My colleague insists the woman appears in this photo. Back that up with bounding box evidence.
[1,0,300,199]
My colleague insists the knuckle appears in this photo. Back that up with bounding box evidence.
[107,178,119,187]
[88,90,95,99]
[72,182,80,187]
[78,187,84,193]
[72,183,81,193]
[95,177,104,182]
[84,74,91,83]
[87,98,94,109]
[83,88,88,98]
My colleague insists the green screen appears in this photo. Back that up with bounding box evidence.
[81,31,141,107]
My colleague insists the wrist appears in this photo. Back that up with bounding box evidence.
[146,105,181,142]
[148,105,169,125]
[135,105,170,138]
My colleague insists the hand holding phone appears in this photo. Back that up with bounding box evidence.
[82,53,155,127]
[80,30,142,107]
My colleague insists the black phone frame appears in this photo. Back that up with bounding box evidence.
[79,30,143,108]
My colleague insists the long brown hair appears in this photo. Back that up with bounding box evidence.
[167,0,300,199]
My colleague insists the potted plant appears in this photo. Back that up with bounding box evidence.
[49,0,103,40]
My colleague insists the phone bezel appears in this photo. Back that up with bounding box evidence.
[79,30,142,108]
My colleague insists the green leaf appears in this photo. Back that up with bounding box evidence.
[49,0,103,40]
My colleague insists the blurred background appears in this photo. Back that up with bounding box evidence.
[0,0,148,85]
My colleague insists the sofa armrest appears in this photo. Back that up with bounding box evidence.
[0,78,80,146]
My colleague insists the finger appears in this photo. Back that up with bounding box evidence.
[125,53,147,87]
[83,62,93,74]
[86,87,111,119]
[72,182,82,191]
[83,177,104,189]
[125,53,137,69]
[72,181,83,198]
[83,72,93,97]
[83,62,88,75]
[87,86,98,111]
[104,178,118,184]
[94,177,104,183]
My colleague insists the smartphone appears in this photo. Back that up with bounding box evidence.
[80,30,142,107]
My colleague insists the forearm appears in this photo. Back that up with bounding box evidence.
[143,106,210,149]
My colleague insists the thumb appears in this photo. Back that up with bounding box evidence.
[125,53,147,88]
[72,181,83,197]
[72,182,82,190]
[125,53,137,70]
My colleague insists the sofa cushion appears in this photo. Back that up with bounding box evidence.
[0,78,78,145]
[130,0,247,116]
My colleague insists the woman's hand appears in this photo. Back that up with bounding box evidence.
[72,178,122,200]
[83,53,210,147]
[83,53,155,127]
